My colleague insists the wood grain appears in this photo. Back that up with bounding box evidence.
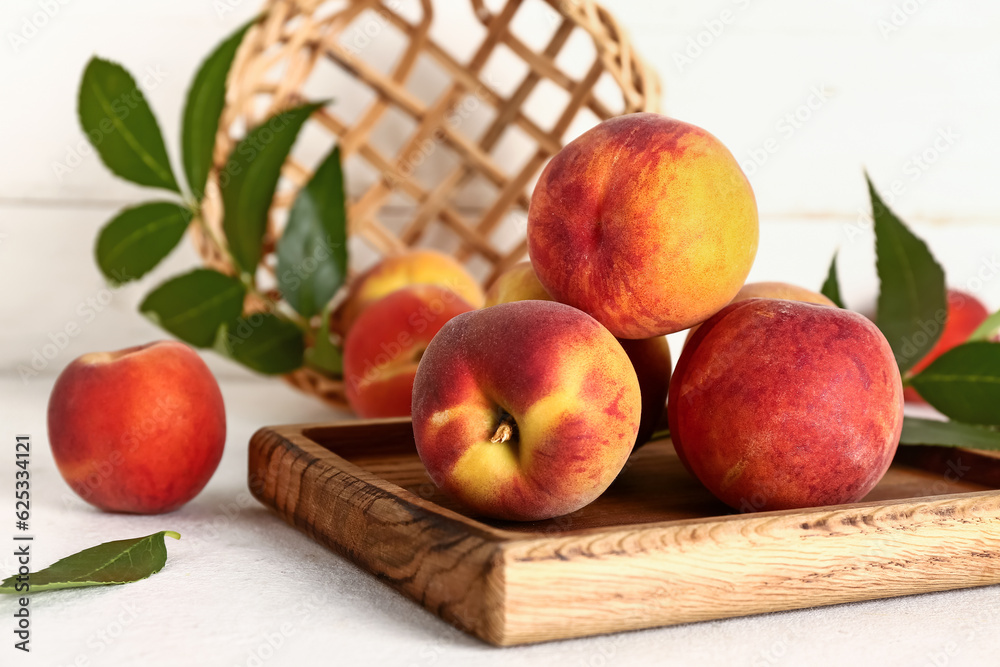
[248,418,1000,646]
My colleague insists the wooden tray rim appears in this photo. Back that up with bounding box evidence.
[265,418,1000,544]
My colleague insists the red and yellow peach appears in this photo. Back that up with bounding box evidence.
[412,300,641,521]
[528,113,758,339]
[338,249,484,331]
[344,284,474,418]
[484,260,671,447]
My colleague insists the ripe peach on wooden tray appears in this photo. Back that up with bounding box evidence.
[483,260,670,448]
[47,341,225,514]
[344,284,474,418]
[411,301,641,521]
[668,299,904,512]
[527,112,759,339]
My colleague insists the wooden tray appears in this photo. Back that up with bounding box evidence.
[248,419,1000,646]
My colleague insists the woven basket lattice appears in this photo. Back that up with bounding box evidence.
[196,0,661,409]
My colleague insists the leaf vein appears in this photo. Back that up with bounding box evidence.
[89,79,173,187]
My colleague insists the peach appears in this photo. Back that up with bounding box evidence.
[47,341,225,514]
[668,299,903,512]
[904,289,989,403]
[732,281,836,307]
[338,249,484,330]
[617,336,671,447]
[484,261,552,307]
[344,284,474,418]
[527,112,758,339]
[412,301,641,521]
[484,260,670,447]
[685,280,836,343]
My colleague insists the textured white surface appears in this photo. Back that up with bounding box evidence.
[3,0,1000,664]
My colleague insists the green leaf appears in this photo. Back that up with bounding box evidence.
[968,310,1000,343]
[277,145,348,318]
[140,269,246,347]
[305,304,343,376]
[95,201,191,284]
[900,417,1000,451]
[869,174,947,374]
[217,312,304,374]
[0,531,179,594]
[909,342,1000,426]
[220,101,326,276]
[181,20,254,200]
[78,57,180,193]
[820,250,846,309]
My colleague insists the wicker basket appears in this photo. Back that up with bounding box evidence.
[195,0,661,409]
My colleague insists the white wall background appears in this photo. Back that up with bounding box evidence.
[3,0,1000,384]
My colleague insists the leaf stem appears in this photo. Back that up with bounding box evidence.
[188,207,313,337]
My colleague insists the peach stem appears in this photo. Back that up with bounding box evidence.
[490,413,517,444]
